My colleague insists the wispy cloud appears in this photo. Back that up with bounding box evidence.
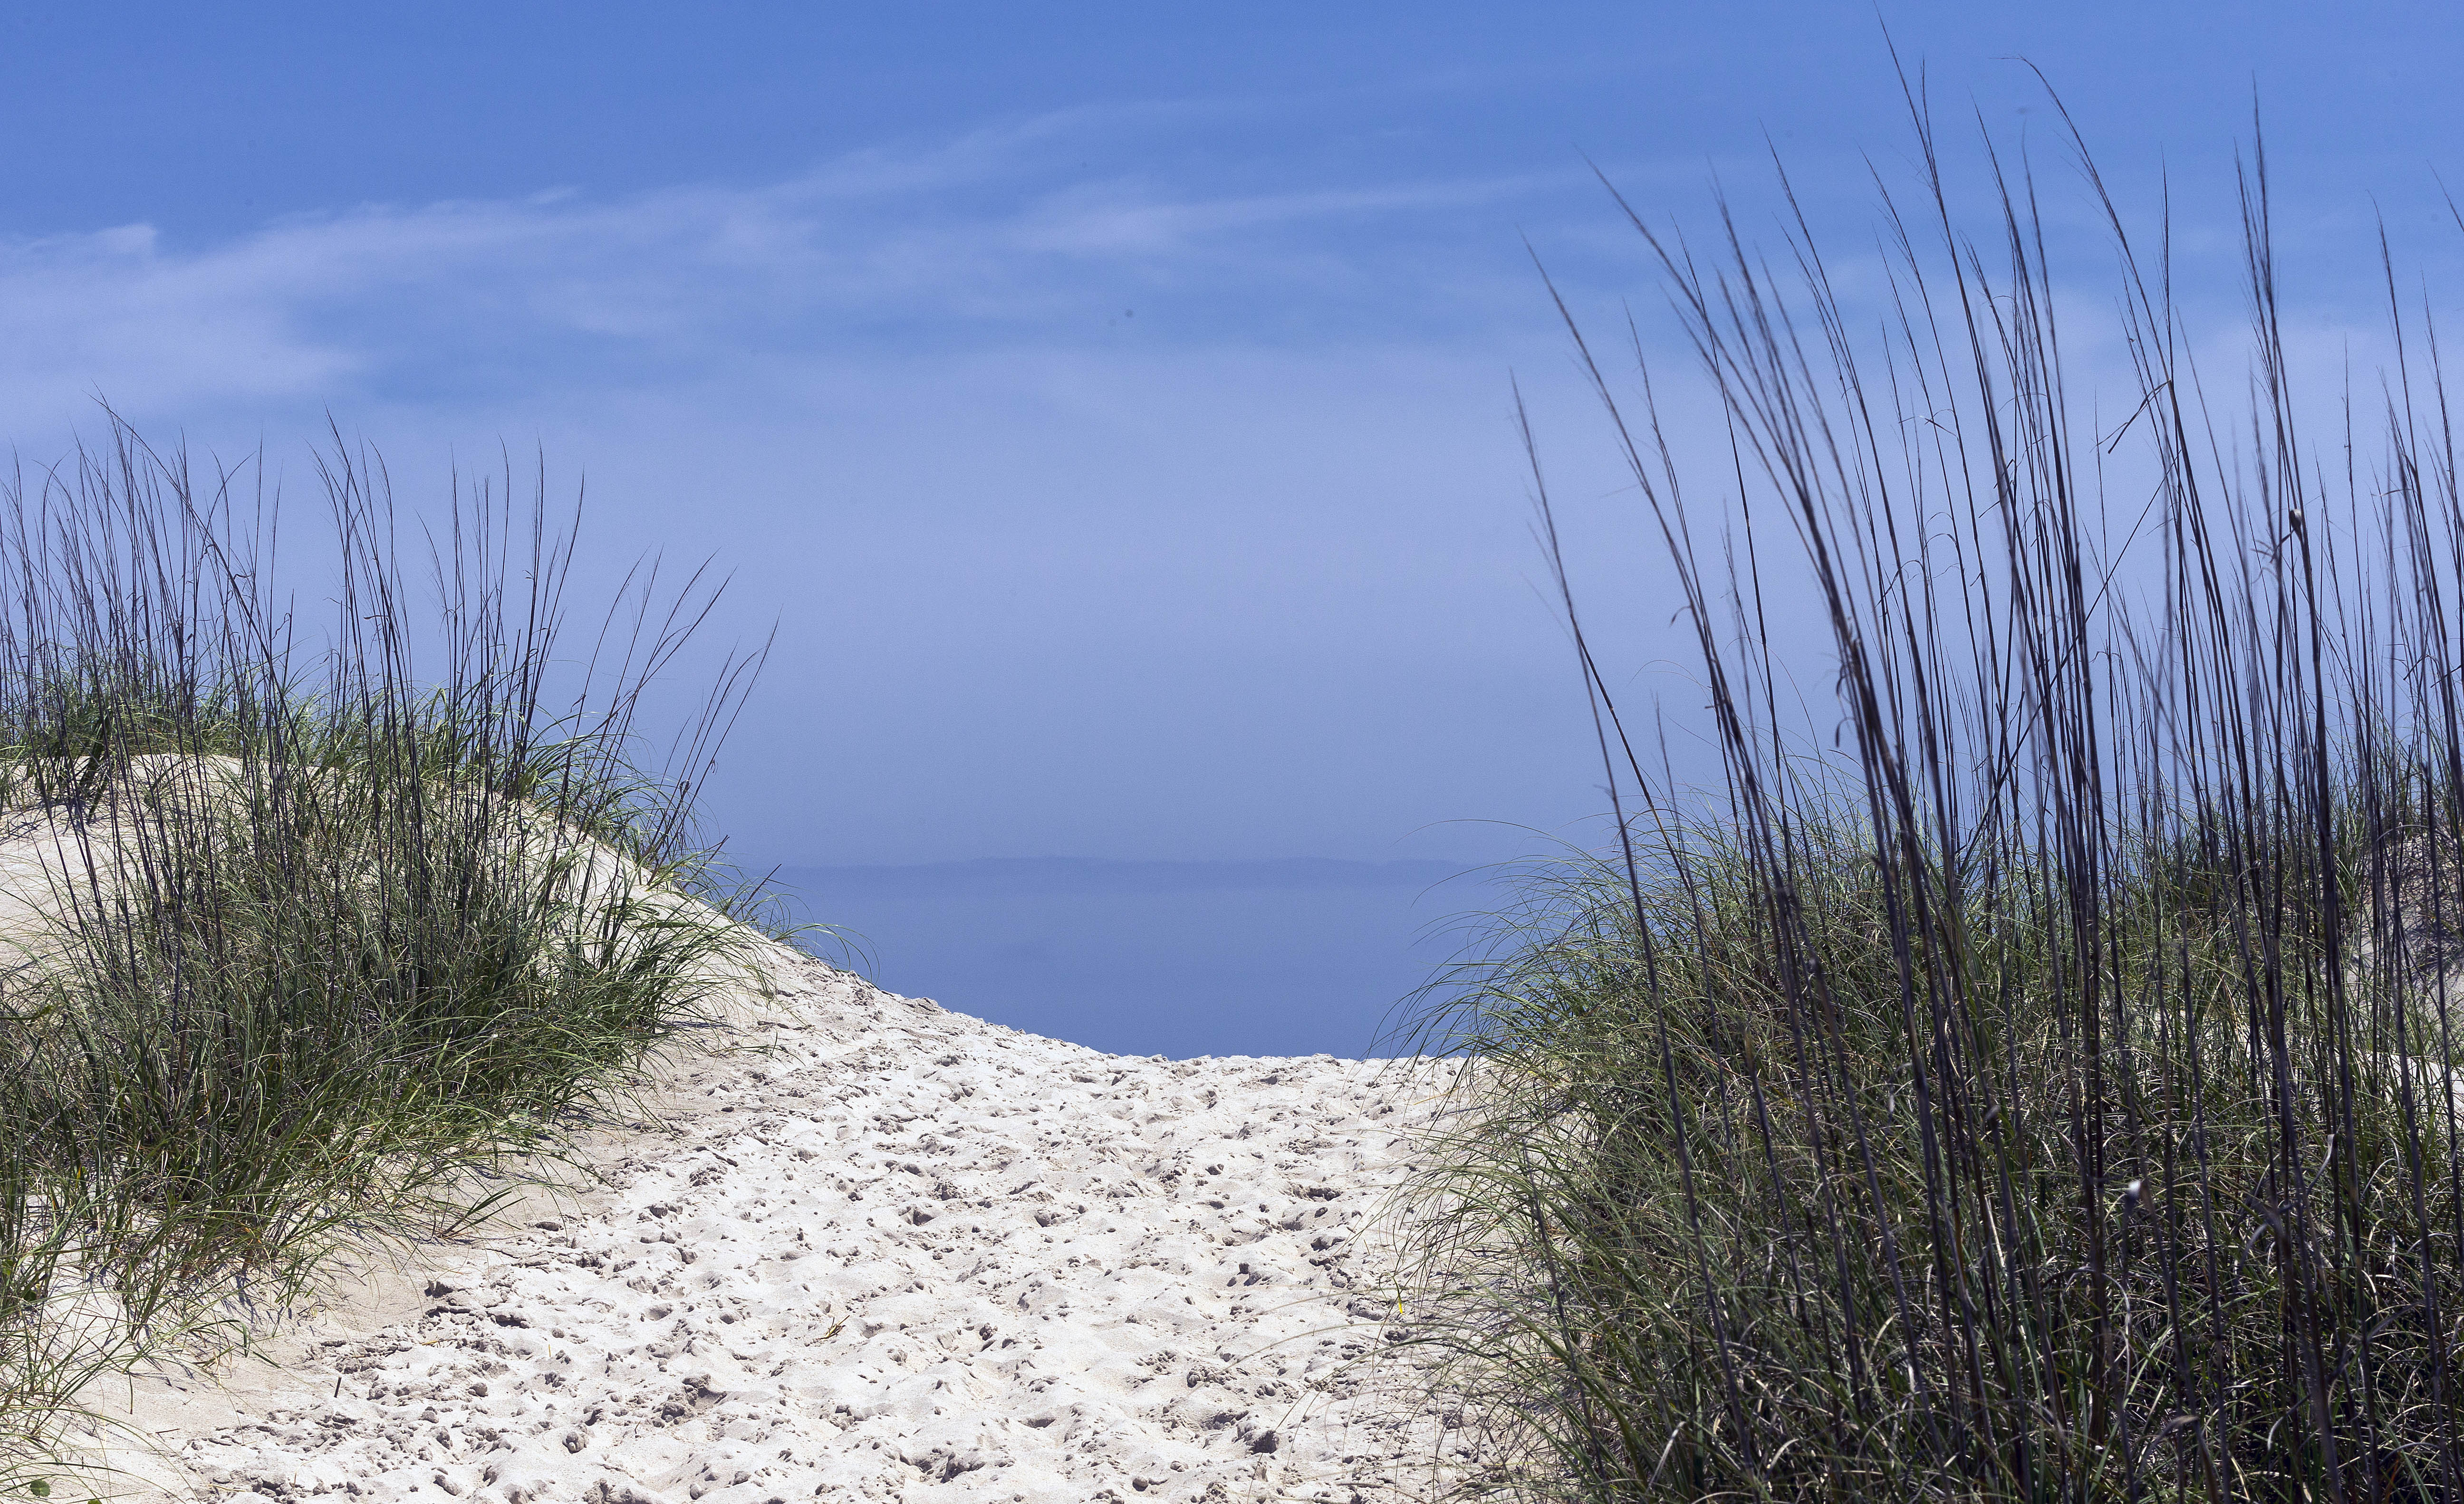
[0,107,1554,431]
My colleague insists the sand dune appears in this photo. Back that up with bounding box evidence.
[69,946,1468,1502]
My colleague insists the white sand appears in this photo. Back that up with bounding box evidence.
[65,946,1468,1503]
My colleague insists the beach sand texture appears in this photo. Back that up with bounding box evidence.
[67,946,1467,1503]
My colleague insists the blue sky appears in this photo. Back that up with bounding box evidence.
[6,2,2463,884]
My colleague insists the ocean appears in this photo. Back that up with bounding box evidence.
[764,857,1504,1059]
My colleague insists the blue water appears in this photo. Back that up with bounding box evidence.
[764,858,1501,1059]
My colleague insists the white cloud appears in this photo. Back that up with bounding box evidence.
[0,109,1556,436]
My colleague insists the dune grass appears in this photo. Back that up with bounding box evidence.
[0,424,772,1481]
[1392,84,2464,1503]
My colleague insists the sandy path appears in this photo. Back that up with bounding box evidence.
[67,949,1466,1503]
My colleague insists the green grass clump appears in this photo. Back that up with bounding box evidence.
[1404,802,2464,1502]
[1391,81,2464,1504]
[0,428,771,1478]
